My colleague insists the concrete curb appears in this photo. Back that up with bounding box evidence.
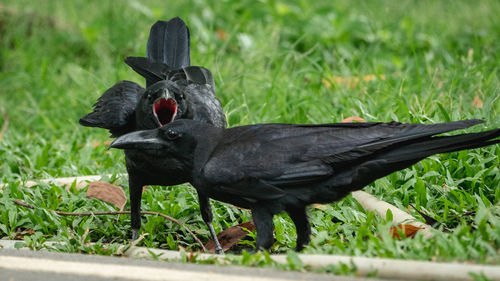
[0,248,371,281]
[2,240,499,280]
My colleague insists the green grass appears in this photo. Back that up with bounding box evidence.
[1,0,500,275]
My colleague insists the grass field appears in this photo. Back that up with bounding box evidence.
[1,0,500,274]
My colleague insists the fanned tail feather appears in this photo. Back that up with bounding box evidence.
[147,17,190,69]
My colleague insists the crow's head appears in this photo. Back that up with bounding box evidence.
[109,119,215,160]
[136,80,188,130]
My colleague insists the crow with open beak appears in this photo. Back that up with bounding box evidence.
[79,17,226,252]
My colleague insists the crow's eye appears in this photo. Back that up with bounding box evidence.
[166,129,179,140]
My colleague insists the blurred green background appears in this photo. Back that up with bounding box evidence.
[1,0,499,269]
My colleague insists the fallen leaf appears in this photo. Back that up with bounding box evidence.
[335,76,360,88]
[91,140,112,148]
[216,28,228,40]
[390,224,422,239]
[342,116,366,123]
[312,203,327,210]
[472,95,483,108]
[323,74,386,89]
[321,78,332,88]
[14,227,35,240]
[231,205,250,211]
[204,221,255,253]
[86,181,127,211]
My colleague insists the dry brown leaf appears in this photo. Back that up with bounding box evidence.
[91,140,112,148]
[14,227,35,240]
[323,74,386,89]
[342,116,366,123]
[86,181,127,211]
[216,28,228,40]
[204,221,255,253]
[390,224,422,239]
[472,95,483,108]
[335,76,360,88]
[230,205,250,211]
[312,204,327,210]
[321,78,332,88]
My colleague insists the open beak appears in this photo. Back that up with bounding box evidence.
[153,89,178,127]
[109,129,166,150]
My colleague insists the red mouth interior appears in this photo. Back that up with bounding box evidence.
[153,98,177,126]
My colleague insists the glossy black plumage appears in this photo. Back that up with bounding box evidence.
[79,18,226,251]
[110,119,500,251]
[79,81,142,137]
[147,18,190,68]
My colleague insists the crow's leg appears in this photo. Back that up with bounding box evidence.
[198,193,223,254]
[286,206,311,252]
[251,207,275,251]
[128,174,144,241]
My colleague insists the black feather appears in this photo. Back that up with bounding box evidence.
[79,81,143,137]
[147,17,190,69]
[124,57,170,86]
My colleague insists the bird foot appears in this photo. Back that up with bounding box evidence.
[131,229,139,241]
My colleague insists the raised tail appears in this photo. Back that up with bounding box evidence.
[147,17,190,68]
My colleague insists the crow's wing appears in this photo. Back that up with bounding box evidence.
[185,83,226,127]
[203,120,484,195]
[125,57,170,86]
[174,66,215,90]
[215,178,286,200]
[79,81,143,137]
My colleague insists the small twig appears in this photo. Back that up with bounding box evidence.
[13,199,206,252]
[408,203,442,228]
[0,107,9,140]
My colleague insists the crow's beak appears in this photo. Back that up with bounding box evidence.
[161,88,172,99]
[109,129,166,150]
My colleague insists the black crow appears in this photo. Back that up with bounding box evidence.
[79,18,226,251]
[109,119,500,252]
